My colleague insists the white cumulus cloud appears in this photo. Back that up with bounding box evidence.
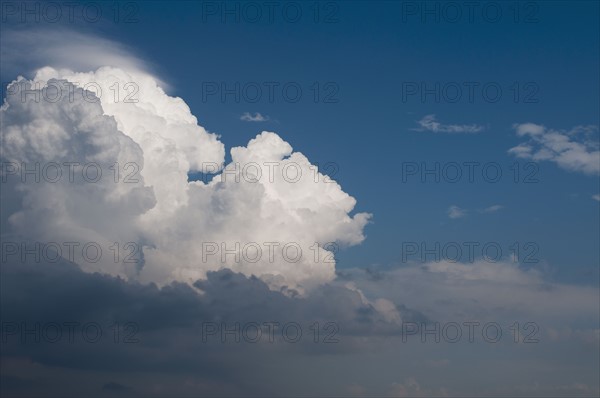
[509,123,600,175]
[1,66,371,293]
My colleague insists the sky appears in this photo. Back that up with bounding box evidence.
[0,1,599,397]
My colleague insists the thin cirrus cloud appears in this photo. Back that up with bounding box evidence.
[412,114,485,133]
[240,112,270,122]
[448,204,504,219]
[447,205,467,219]
[509,123,600,175]
[0,28,169,89]
[481,204,504,213]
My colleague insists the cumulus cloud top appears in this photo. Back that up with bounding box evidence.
[1,67,371,292]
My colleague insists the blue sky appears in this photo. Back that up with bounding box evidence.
[57,0,600,281]
[1,1,599,396]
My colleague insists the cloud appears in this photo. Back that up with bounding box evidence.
[388,377,425,397]
[2,30,598,398]
[240,112,269,122]
[1,66,370,292]
[412,114,484,134]
[1,248,598,397]
[0,28,168,89]
[0,28,371,292]
[344,260,599,327]
[593,194,600,202]
[343,261,599,396]
[481,204,504,213]
[447,205,466,219]
[509,123,600,175]
[0,259,424,397]
[447,204,504,218]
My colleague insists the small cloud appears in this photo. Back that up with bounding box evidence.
[593,194,600,202]
[509,123,599,175]
[513,122,546,137]
[240,112,269,122]
[448,205,466,219]
[450,204,503,218]
[412,114,485,134]
[481,204,504,213]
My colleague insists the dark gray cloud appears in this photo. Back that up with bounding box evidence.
[1,256,598,397]
[0,257,425,397]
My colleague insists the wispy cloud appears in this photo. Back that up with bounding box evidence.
[413,114,485,134]
[449,204,505,219]
[0,28,169,88]
[481,204,504,213]
[593,194,600,202]
[241,112,269,122]
[447,205,466,219]
[509,123,599,175]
